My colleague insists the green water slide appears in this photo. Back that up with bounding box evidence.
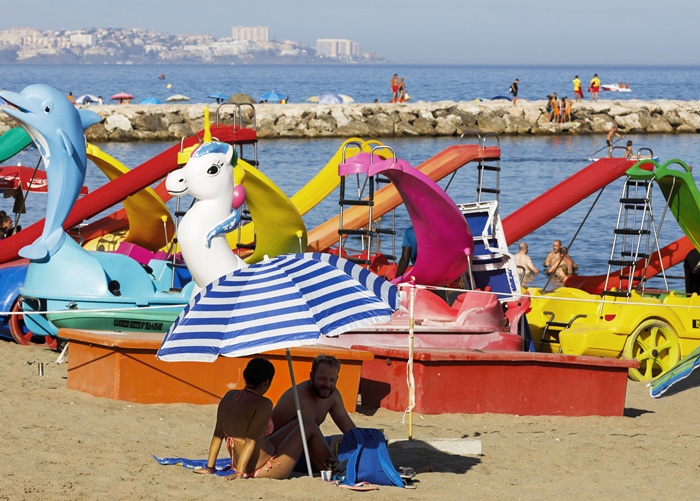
[0,127,32,163]
[627,158,700,249]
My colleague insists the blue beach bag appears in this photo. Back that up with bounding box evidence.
[335,428,404,487]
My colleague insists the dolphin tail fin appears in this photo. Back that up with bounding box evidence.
[19,240,50,261]
[19,230,67,261]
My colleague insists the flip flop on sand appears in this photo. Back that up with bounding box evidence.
[403,478,418,489]
[335,481,379,491]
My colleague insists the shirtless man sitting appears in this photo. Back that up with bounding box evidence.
[271,355,356,448]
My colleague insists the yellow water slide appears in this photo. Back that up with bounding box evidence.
[82,144,175,252]
[228,138,382,261]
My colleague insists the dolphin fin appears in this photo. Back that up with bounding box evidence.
[57,128,75,156]
[78,109,101,130]
[19,240,50,261]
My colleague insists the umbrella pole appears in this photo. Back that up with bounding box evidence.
[286,348,314,477]
[407,279,416,440]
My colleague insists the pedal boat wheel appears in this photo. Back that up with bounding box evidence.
[623,319,680,381]
[8,297,57,349]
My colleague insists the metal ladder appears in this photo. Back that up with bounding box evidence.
[337,144,396,266]
[602,176,657,300]
[458,132,502,204]
[476,134,501,204]
[216,103,259,255]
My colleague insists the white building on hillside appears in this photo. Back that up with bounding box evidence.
[232,26,269,43]
[316,39,361,58]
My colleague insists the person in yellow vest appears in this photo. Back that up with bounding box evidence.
[572,75,583,102]
[589,74,600,102]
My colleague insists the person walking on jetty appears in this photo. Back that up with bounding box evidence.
[573,75,584,102]
[391,74,399,103]
[589,74,600,102]
[509,79,519,105]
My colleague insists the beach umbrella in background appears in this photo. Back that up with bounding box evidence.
[166,94,190,102]
[650,345,700,398]
[157,252,399,476]
[139,97,162,105]
[74,94,99,105]
[228,93,256,104]
[317,93,342,104]
[110,92,134,101]
[259,90,285,102]
[317,93,354,104]
[207,92,229,104]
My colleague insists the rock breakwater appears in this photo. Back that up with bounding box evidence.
[1,100,699,142]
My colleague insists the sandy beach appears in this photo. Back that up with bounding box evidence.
[3,338,700,501]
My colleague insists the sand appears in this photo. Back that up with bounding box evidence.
[3,338,700,501]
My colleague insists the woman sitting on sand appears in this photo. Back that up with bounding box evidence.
[195,358,333,479]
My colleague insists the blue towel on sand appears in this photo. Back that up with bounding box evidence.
[153,455,236,477]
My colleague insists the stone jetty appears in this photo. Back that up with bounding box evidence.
[1,99,699,142]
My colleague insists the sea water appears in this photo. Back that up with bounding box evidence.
[2,64,700,289]
[1,63,699,104]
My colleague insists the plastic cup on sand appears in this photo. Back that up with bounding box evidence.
[321,470,332,482]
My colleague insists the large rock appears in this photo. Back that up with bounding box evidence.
[104,114,132,134]
[678,111,700,130]
[395,121,421,137]
[335,121,379,137]
[367,114,395,136]
[412,117,436,135]
[647,115,674,133]
[615,111,651,132]
[476,113,506,134]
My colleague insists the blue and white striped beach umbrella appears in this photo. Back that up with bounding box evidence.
[156,253,399,362]
[650,344,700,398]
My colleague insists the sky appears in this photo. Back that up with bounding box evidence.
[1,0,698,65]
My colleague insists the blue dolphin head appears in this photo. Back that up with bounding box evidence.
[0,84,101,260]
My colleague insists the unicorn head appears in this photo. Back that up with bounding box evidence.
[166,141,237,202]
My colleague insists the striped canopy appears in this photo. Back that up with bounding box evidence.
[157,253,399,362]
[650,344,700,398]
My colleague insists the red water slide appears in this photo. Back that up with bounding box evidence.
[0,127,241,264]
[502,158,635,243]
[501,157,692,294]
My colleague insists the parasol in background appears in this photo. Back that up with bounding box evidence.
[166,94,190,102]
[259,91,286,102]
